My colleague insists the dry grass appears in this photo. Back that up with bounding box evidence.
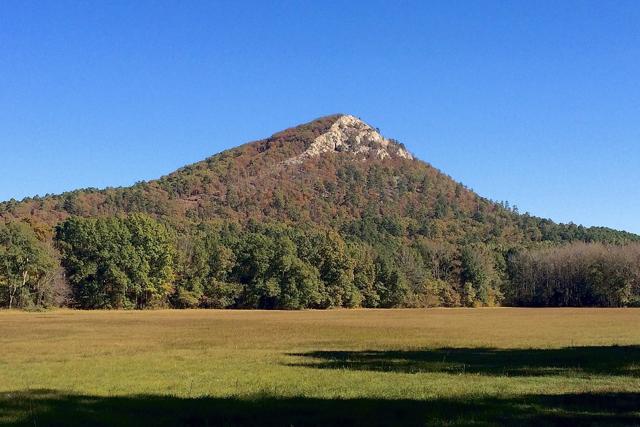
[0,308,639,425]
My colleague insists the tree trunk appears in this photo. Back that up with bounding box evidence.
[9,270,29,310]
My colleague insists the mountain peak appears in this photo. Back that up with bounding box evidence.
[285,115,413,165]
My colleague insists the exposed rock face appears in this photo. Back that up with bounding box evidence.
[285,115,413,165]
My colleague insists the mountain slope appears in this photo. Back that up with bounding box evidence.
[3,114,640,310]
[2,114,636,246]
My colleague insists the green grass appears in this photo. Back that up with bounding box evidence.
[1,308,639,425]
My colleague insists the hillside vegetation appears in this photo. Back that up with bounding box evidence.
[1,114,638,309]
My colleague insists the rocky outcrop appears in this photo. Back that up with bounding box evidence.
[285,115,413,165]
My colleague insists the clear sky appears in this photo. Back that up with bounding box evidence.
[1,1,639,233]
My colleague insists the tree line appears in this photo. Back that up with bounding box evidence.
[1,214,639,309]
[505,243,640,307]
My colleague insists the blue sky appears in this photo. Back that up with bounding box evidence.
[1,1,639,233]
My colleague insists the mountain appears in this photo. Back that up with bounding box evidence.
[2,114,639,310]
[1,113,636,245]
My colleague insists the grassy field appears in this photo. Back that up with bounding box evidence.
[1,308,639,426]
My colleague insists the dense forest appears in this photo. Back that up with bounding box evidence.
[1,114,639,309]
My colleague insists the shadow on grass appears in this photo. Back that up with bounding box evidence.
[0,390,639,426]
[289,345,640,377]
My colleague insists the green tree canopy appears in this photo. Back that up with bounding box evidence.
[55,214,175,309]
[0,221,57,309]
